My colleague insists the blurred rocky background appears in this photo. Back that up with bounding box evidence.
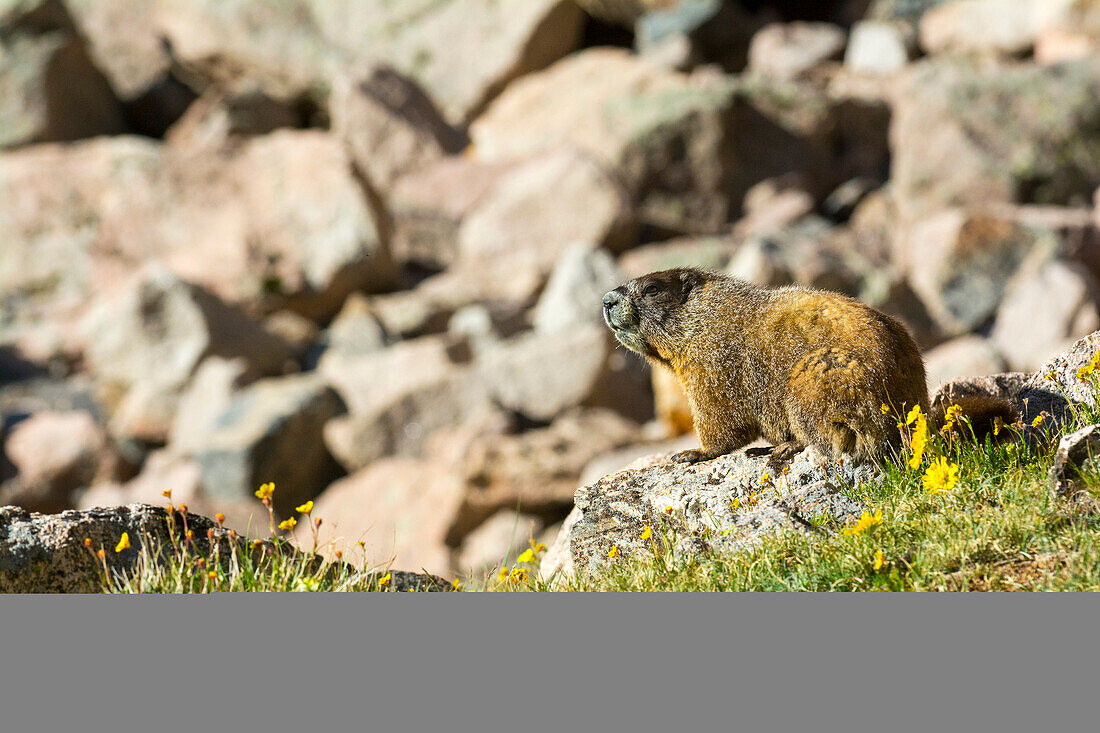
[2,0,1099,579]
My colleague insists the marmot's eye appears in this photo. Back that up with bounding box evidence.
[643,284,660,297]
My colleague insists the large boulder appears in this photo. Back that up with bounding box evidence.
[194,374,346,517]
[0,0,126,148]
[167,357,251,456]
[83,266,292,395]
[543,447,871,581]
[456,146,638,294]
[477,325,654,424]
[318,335,493,471]
[81,267,294,442]
[449,408,645,542]
[989,257,1100,372]
[532,245,625,334]
[337,0,586,123]
[294,456,466,577]
[167,130,398,320]
[891,57,1100,226]
[470,48,743,233]
[901,209,1052,337]
[0,409,108,513]
[0,137,165,360]
[923,335,1007,389]
[323,367,492,473]
[473,47,890,233]
[331,64,468,190]
[387,157,510,270]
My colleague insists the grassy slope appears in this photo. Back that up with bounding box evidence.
[102,382,1100,593]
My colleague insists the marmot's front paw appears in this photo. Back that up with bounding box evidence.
[671,449,706,464]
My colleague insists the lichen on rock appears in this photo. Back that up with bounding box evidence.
[543,446,874,581]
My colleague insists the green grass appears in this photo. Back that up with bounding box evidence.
[93,529,406,594]
[98,380,1100,593]
[550,395,1100,592]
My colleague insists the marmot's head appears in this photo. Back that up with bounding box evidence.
[602,268,709,364]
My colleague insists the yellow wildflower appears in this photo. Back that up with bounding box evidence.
[1045,371,1056,381]
[278,517,297,531]
[208,571,217,581]
[378,572,391,587]
[295,501,314,515]
[97,549,106,560]
[923,457,959,494]
[940,404,963,434]
[880,403,890,415]
[509,567,529,582]
[664,506,674,514]
[1077,350,1100,381]
[214,512,225,525]
[531,540,546,554]
[992,416,1003,437]
[498,567,509,582]
[607,545,619,559]
[905,404,922,426]
[83,538,92,548]
[842,510,883,537]
[759,473,770,484]
[516,548,535,564]
[640,525,652,540]
[873,549,885,571]
[1031,414,1045,428]
[114,533,130,553]
[908,411,928,470]
[452,579,462,591]
[161,489,172,499]
[731,498,741,509]
[254,482,275,500]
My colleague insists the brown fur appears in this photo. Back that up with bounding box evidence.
[602,268,1013,464]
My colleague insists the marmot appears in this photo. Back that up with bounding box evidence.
[602,268,1015,465]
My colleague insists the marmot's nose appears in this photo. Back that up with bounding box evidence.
[602,290,621,310]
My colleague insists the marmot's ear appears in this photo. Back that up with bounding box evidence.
[678,269,704,299]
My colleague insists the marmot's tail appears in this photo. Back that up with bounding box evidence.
[929,394,1019,443]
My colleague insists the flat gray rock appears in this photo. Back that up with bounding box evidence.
[0,503,276,593]
[544,447,873,581]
